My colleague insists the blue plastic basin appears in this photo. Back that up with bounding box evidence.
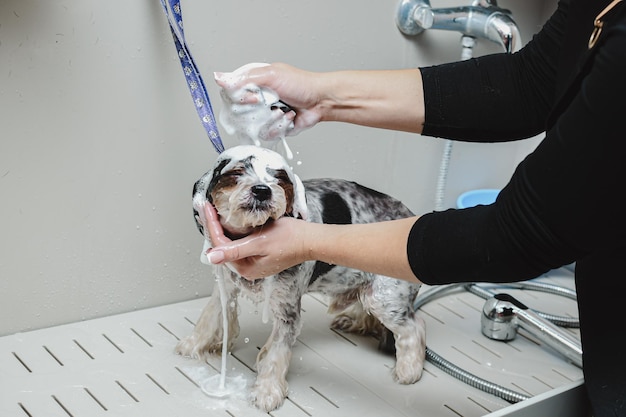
[456,189,500,209]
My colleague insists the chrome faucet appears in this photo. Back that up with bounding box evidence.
[481,293,583,367]
[396,0,521,53]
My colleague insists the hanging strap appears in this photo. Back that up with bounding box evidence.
[159,0,225,154]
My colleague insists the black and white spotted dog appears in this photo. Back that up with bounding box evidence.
[176,145,426,412]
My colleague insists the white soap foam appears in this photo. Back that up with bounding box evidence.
[215,268,229,391]
[200,374,247,399]
[182,365,249,410]
[217,63,295,159]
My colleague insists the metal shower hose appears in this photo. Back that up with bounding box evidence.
[414,279,579,403]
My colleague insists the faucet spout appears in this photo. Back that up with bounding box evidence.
[481,9,520,53]
[396,0,521,53]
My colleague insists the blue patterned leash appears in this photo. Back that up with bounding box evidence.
[159,0,225,154]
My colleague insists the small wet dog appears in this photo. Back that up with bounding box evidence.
[176,145,425,412]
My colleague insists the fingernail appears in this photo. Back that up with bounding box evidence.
[207,250,225,264]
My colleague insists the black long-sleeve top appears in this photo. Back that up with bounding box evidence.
[409,1,626,415]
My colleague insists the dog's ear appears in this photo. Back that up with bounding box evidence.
[192,179,211,232]
[191,196,214,265]
[292,173,308,221]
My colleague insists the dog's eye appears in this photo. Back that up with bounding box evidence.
[222,169,243,178]
[216,169,243,188]
[271,169,291,184]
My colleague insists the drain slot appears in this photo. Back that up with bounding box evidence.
[12,351,32,373]
[175,366,200,388]
[285,397,313,416]
[18,403,33,417]
[230,352,256,373]
[467,396,493,413]
[131,328,153,347]
[146,373,170,395]
[84,387,108,411]
[52,395,74,417]
[43,345,64,366]
[158,322,179,340]
[73,339,95,359]
[102,333,124,353]
[116,380,139,402]
[443,403,463,417]
[309,386,339,408]
[329,329,358,346]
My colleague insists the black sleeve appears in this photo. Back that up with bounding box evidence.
[419,0,568,142]
[409,2,626,285]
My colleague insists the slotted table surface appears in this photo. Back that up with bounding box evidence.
[0,267,582,417]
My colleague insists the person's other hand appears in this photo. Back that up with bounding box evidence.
[202,202,308,280]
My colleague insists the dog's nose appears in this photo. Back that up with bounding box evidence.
[251,184,272,201]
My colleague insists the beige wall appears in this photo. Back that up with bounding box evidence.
[0,0,556,335]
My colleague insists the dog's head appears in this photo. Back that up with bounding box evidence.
[193,145,307,240]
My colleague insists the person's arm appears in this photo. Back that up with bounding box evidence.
[315,69,425,133]
[202,202,422,283]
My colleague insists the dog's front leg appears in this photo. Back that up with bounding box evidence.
[251,296,302,412]
[176,267,240,359]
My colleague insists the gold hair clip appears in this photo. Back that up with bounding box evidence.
[589,0,623,49]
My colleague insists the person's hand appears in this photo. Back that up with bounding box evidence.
[214,62,323,139]
[202,202,309,280]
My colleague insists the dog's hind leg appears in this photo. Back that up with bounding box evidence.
[330,301,384,338]
[251,292,303,412]
[361,277,426,384]
[175,268,240,360]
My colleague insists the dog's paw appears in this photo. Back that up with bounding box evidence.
[392,361,423,384]
[175,334,221,360]
[251,378,288,412]
[330,314,355,331]
[392,315,426,384]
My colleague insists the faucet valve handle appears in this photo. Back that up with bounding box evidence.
[414,4,434,29]
[397,0,431,35]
